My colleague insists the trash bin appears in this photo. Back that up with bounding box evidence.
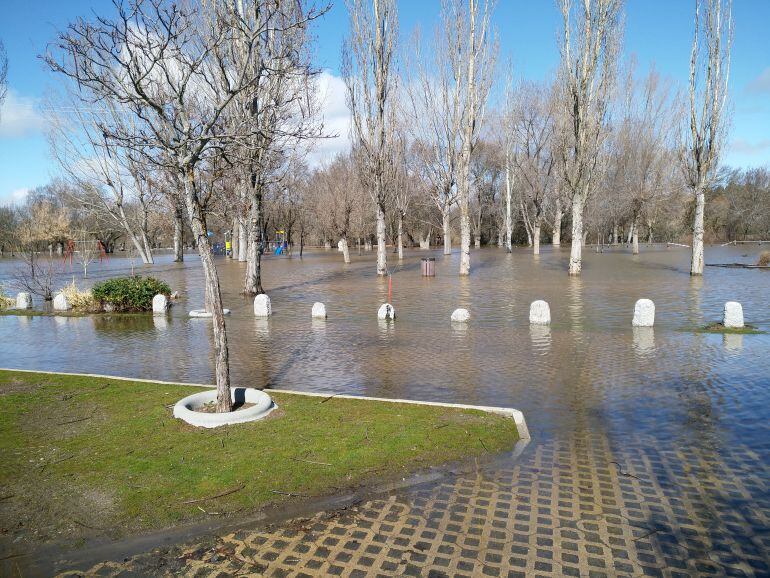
[421,257,435,276]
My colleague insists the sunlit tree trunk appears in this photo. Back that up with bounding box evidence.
[183,168,232,413]
[397,212,404,260]
[533,217,542,255]
[173,205,184,262]
[244,181,264,295]
[442,206,452,255]
[552,199,562,246]
[568,191,585,275]
[238,216,247,262]
[632,214,640,254]
[376,201,387,275]
[340,236,351,264]
[691,187,705,274]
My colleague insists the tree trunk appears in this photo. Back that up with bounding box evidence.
[442,206,452,255]
[533,218,541,255]
[612,222,619,246]
[568,193,584,275]
[397,212,404,260]
[244,184,264,296]
[459,194,470,275]
[340,236,350,264]
[173,206,184,262]
[552,199,562,246]
[182,167,232,413]
[691,187,705,275]
[376,202,387,275]
[238,217,247,262]
[647,219,653,244]
[632,214,640,255]
[505,163,513,252]
[231,217,239,259]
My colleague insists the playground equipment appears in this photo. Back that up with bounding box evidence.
[274,230,288,255]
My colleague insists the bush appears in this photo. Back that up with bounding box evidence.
[0,291,13,310]
[758,251,770,267]
[60,281,98,311]
[91,276,171,312]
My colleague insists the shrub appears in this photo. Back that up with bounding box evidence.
[758,251,770,267]
[60,281,98,311]
[0,291,13,309]
[91,276,171,312]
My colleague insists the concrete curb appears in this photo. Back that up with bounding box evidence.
[0,368,531,440]
[173,387,276,428]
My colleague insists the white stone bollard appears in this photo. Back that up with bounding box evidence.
[152,294,169,315]
[723,301,744,328]
[53,293,71,311]
[377,303,395,320]
[311,302,327,319]
[253,294,272,317]
[529,300,551,325]
[632,299,655,327]
[450,308,470,323]
[15,292,32,309]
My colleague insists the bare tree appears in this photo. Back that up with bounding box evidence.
[558,0,622,275]
[680,0,732,275]
[343,0,397,276]
[46,0,309,412]
[454,0,496,276]
[512,81,559,255]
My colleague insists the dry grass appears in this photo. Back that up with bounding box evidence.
[0,293,13,309]
[758,250,770,267]
[60,281,98,311]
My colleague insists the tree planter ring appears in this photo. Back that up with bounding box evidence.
[173,387,276,428]
[189,309,231,318]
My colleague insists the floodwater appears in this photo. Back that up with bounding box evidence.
[2,244,770,574]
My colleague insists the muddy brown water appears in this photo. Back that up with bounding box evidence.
[1,244,770,574]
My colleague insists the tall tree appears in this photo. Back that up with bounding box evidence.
[454,0,496,276]
[343,0,397,276]
[0,39,7,123]
[680,0,732,275]
[558,0,623,275]
[46,0,310,413]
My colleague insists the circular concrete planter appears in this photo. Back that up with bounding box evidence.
[189,309,231,318]
[173,387,275,428]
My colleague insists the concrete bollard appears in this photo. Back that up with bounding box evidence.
[723,301,744,328]
[311,302,327,319]
[53,293,71,311]
[632,299,655,327]
[529,300,551,325]
[152,294,170,315]
[377,303,395,320]
[15,292,32,309]
[450,308,470,323]
[253,294,272,317]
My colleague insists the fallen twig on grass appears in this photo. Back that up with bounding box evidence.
[197,505,222,515]
[56,411,96,426]
[291,457,332,466]
[479,438,490,453]
[271,490,308,497]
[320,394,338,404]
[0,494,15,501]
[40,453,76,472]
[182,483,245,504]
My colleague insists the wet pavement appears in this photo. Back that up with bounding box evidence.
[2,244,770,576]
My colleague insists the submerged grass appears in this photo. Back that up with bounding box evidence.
[696,322,765,335]
[0,370,519,547]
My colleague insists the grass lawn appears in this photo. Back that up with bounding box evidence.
[696,322,765,335]
[0,370,519,547]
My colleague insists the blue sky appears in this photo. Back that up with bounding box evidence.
[1,0,769,204]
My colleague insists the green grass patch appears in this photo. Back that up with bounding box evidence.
[696,322,765,335]
[0,370,519,547]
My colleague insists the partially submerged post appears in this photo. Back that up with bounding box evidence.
[451,308,470,323]
[152,294,169,315]
[723,301,744,328]
[529,300,551,325]
[632,299,655,327]
[311,302,327,319]
[378,303,395,320]
[254,294,272,318]
[15,292,32,310]
[421,257,436,277]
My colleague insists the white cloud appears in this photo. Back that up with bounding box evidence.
[0,90,46,137]
[306,71,351,167]
[730,138,770,156]
[0,187,31,206]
